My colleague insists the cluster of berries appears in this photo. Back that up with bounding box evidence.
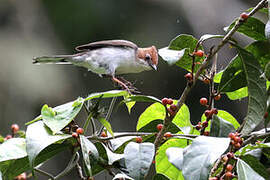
[162,98,178,117]
[71,127,84,138]
[228,132,243,149]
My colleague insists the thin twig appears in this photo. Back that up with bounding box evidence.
[87,132,198,141]
[98,97,117,135]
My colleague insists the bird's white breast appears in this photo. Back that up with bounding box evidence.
[71,47,150,75]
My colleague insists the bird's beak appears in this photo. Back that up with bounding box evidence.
[150,64,157,71]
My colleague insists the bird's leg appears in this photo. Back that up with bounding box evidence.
[111,76,132,94]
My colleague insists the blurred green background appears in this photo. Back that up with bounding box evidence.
[0,0,259,179]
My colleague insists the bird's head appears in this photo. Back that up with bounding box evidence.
[137,46,158,71]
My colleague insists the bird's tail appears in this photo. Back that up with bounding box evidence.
[32,55,74,64]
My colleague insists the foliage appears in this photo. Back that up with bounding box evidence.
[1,0,270,179]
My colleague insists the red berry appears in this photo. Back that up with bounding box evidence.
[200,97,208,106]
[101,131,107,137]
[194,50,204,57]
[264,112,269,119]
[170,104,178,111]
[211,108,218,115]
[227,152,234,159]
[164,132,173,138]
[202,121,208,128]
[157,124,163,131]
[214,94,221,101]
[240,12,249,20]
[161,98,169,105]
[228,132,235,139]
[195,124,201,130]
[72,132,78,138]
[11,124,19,133]
[226,164,233,172]
[225,171,233,178]
[136,136,143,143]
[167,107,176,117]
[167,99,173,105]
[234,142,241,149]
[203,78,210,84]
[4,135,12,141]
[233,136,241,143]
[222,155,228,162]
[203,131,210,136]
[185,73,193,81]
[76,128,84,135]
[204,110,213,119]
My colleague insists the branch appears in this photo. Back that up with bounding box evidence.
[87,132,198,141]
[153,0,268,152]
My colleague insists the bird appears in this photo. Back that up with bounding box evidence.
[33,40,158,93]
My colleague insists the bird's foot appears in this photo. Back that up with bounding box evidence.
[111,76,140,94]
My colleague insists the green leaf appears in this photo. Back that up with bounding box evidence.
[219,40,270,93]
[225,17,266,41]
[124,142,155,180]
[237,142,270,156]
[98,117,114,137]
[217,110,240,129]
[158,34,204,72]
[137,102,190,132]
[41,97,84,134]
[0,138,28,179]
[237,158,264,180]
[226,87,248,100]
[123,95,161,104]
[124,94,136,114]
[182,136,230,180]
[26,121,71,169]
[241,154,270,179]
[138,119,181,133]
[236,46,267,135]
[210,115,236,137]
[156,139,186,180]
[80,135,99,177]
[85,90,129,101]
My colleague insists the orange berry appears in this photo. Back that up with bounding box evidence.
[203,78,210,84]
[204,110,213,119]
[161,98,169,105]
[164,132,173,138]
[225,171,233,178]
[200,98,208,106]
[234,143,241,149]
[157,124,163,131]
[170,104,178,111]
[72,132,78,138]
[214,94,221,101]
[76,128,84,135]
[240,12,249,20]
[194,50,204,57]
[185,73,193,81]
[167,99,174,105]
[226,164,233,172]
[11,124,20,133]
[136,136,142,143]
[101,131,107,137]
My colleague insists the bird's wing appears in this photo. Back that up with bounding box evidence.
[75,40,138,51]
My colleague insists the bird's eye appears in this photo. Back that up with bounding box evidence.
[145,54,151,61]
